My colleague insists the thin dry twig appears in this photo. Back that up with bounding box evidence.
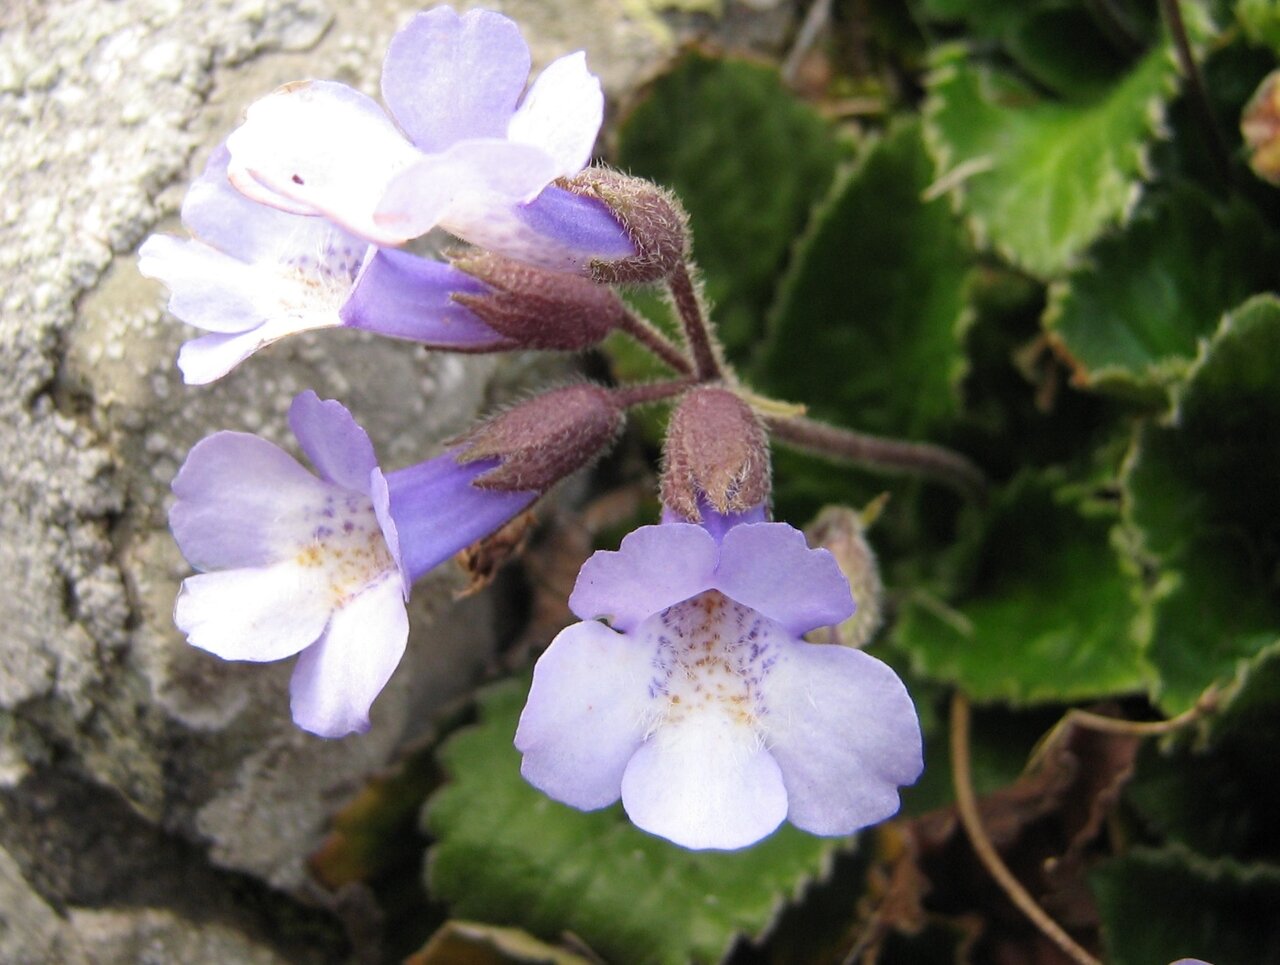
[949,692,1102,965]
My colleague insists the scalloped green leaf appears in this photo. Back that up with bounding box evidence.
[755,119,971,441]
[1126,642,1280,866]
[1122,295,1280,712]
[1090,845,1280,965]
[1045,187,1280,400]
[615,51,847,361]
[423,680,843,965]
[922,38,1178,276]
[893,471,1152,706]
[1237,0,1280,51]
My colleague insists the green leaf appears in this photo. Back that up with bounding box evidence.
[1126,642,1280,865]
[1237,0,1280,51]
[424,680,844,965]
[615,52,847,362]
[893,470,1152,706]
[922,38,1178,276]
[755,119,971,441]
[1090,845,1280,965]
[1122,294,1280,712]
[1045,187,1280,400]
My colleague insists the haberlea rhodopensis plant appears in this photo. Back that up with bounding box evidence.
[141,2,1280,962]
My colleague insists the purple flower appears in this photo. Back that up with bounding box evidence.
[139,147,513,384]
[171,391,534,737]
[515,508,923,850]
[223,6,635,273]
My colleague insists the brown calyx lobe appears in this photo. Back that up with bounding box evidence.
[455,383,625,493]
[661,386,771,521]
[450,250,627,351]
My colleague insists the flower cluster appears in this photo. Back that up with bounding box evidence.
[143,5,923,850]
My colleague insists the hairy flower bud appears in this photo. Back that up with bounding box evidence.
[1243,69,1280,186]
[449,251,629,350]
[803,502,886,649]
[661,386,771,521]
[560,168,689,285]
[455,384,625,493]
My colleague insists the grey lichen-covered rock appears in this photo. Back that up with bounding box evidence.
[0,0,794,960]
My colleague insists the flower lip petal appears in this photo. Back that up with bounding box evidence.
[170,430,334,570]
[620,713,789,850]
[712,522,854,635]
[175,563,331,663]
[287,391,379,495]
[381,6,531,153]
[515,620,652,810]
[225,80,423,244]
[288,573,409,737]
[507,50,603,178]
[568,522,719,630]
[369,466,409,599]
[760,642,923,836]
[375,138,561,242]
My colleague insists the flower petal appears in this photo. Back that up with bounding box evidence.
[714,523,854,635]
[515,620,652,810]
[287,391,379,494]
[138,235,266,334]
[381,7,530,153]
[375,138,559,242]
[340,248,509,348]
[182,144,366,266]
[445,185,635,274]
[170,431,335,570]
[507,51,602,178]
[569,522,718,631]
[620,712,788,850]
[173,309,343,385]
[288,574,408,737]
[384,453,536,583]
[760,643,923,837]
[175,563,331,662]
[225,81,423,244]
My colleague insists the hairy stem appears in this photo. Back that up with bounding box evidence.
[765,414,986,499]
[950,693,1102,965]
[612,377,697,408]
[617,307,694,375]
[668,262,723,381]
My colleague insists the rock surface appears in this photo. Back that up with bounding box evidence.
[0,0,792,960]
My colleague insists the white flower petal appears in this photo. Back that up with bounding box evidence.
[760,643,923,836]
[507,51,603,178]
[138,235,264,334]
[170,431,336,571]
[569,523,718,631]
[375,138,559,242]
[225,81,424,245]
[175,563,331,663]
[516,621,652,810]
[288,574,408,737]
[620,712,788,850]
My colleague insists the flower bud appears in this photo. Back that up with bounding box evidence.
[661,386,771,521]
[449,251,629,350]
[455,384,625,492]
[559,168,689,284]
[1243,69,1280,186]
[803,501,886,649]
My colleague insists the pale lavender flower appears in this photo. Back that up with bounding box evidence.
[223,6,635,272]
[139,147,511,384]
[515,508,923,850]
[171,391,534,737]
